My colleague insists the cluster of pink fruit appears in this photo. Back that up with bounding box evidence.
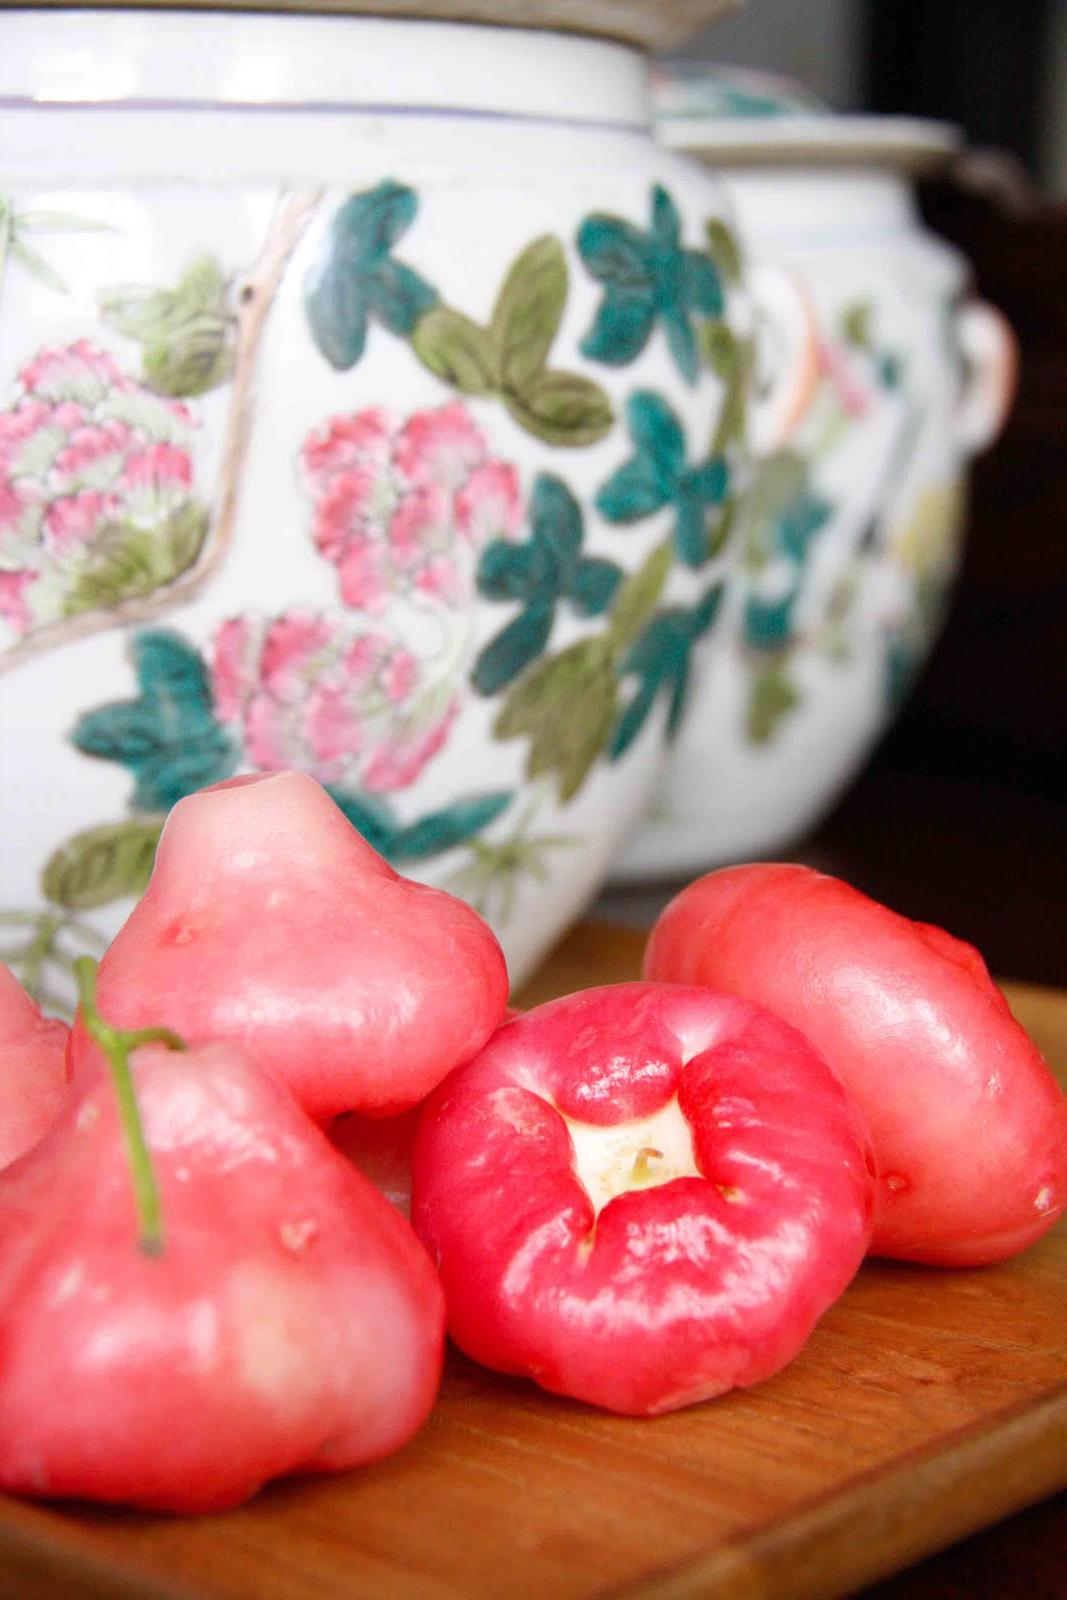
[1,771,1064,1514]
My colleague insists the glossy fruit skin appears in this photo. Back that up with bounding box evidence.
[645,863,1067,1265]
[0,962,68,1171]
[411,983,875,1416]
[68,773,510,1122]
[0,1039,445,1512]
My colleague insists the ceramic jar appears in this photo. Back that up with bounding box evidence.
[617,88,1016,882]
[0,10,803,993]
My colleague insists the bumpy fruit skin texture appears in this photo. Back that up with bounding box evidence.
[0,962,69,1171]
[0,1040,445,1512]
[411,983,875,1417]
[68,773,510,1121]
[645,863,1067,1265]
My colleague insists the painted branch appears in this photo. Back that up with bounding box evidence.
[0,187,323,678]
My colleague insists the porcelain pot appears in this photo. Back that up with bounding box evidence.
[617,98,1016,882]
[0,10,806,994]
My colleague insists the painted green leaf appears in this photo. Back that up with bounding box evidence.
[606,540,672,655]
[100,256,235,397]
[63,501,209,617]
[490,236,568,391]
[705,219,744,285]
[495,638,618,802]
[9,237,69,295]
[42,818,164,911]
[392,792,513,859]
[412,306,498,394]
[841,301,872,349]
[747,661,801,743]
[505,369,613,447]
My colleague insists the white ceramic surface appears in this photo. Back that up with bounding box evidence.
[0,11,792,997]
[619,146,1016,883]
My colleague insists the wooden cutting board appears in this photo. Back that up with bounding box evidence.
[1,922,1065,1600]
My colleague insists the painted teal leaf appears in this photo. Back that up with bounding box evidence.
[576,216,651,290]
[611,581,724,756]
[569,557,622,617]
[578,185,726,386]
[684,252,724,318]
[472,602,554,696]
[476,539,542,602]
[392,792,513,859]
[475,472,623,696]
[651,184,682,249]
[530,474,583,567]
[367,258,439,337]
[71,629,237,812]
[673,490,712,568]
[579,289,655,366]
[595,454,668,524]
[663,307,701,386]
[744,592,795,652]
[629,391,687,485]
[306,181,438,371]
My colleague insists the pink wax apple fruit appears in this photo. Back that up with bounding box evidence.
[0,961,69,1170]
[0,966,445,1512]
[411,984,875,1416]
[69,772,510,1122]
[645,863,1067,1266]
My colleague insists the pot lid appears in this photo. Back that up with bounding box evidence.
[654,64,963,172]
[14,0,743,52]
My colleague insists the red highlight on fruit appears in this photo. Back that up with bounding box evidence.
[645,863,1067,1265]
[0,962,68,1172]
[412,983,875,1416]
[0,1024,445,1511]
[69,772,510,1122]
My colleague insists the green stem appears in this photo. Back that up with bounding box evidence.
[73,957,185,1258]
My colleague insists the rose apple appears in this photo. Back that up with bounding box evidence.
[0,977,445,1512]
[645,863,1067,1264]
[412,983,874,1416]
[0,962,68,1171]
[68,772,509,1121]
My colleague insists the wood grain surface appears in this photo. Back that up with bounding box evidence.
[16,1,741,52]
[0,921,1064,1600]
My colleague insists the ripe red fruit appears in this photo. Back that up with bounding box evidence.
[412,983,874,1416]
[645,863,1067,1265]
[69,773,510,1121]
[0,1030,445,1511]
[0,962,68,1171]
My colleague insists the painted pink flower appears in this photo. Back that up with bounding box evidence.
[361,697,459,793]
[0,571,36,634]
[210,610,457,793]
[300,400,521,614]
[0,341,203,642]
[820,341,872,419]
[43,491,119,556]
